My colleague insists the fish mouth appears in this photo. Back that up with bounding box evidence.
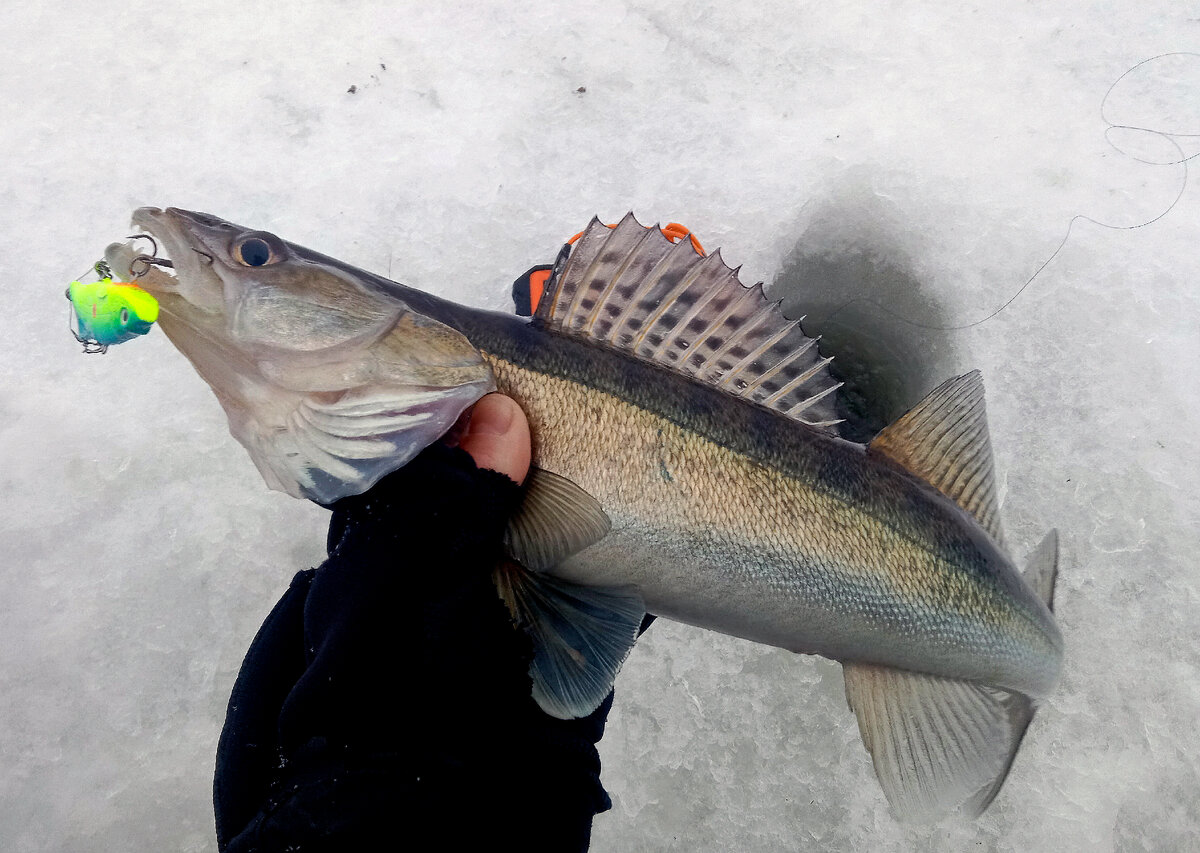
[127,207,226,313]
[119,208,247,391]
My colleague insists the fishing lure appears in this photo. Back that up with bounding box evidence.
[66,234,175,353]
[67,260,159,353]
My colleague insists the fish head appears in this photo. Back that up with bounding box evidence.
[116,207,495,503]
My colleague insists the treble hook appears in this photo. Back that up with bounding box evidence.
[128,256,176,277]
[65,287,108,354]
[126,233,160,257]
[125,234,175,278]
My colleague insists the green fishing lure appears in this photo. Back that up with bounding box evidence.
[67,263,159,353]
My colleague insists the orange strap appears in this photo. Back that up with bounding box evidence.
[567,220,705,256]
[526,267,552,316]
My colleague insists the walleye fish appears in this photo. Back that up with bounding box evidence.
[111,208,1063,820]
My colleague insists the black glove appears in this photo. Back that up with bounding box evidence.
[214,442,616,852]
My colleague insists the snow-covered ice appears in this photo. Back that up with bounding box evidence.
[2,2,1198,850]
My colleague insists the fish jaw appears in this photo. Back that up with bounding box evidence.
[122,207,495,503]
[129,207,229,312]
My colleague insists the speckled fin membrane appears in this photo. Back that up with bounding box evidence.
[843,663,1035,820]
[537,213,843,430]
[869,371,1005,546]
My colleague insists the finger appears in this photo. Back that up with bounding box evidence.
[458,393,531,485]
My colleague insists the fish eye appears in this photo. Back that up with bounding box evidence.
[120,307,130,324]
[236,237,274,267]
[231,232,285,267]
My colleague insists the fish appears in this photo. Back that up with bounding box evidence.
[111,207,1063,821]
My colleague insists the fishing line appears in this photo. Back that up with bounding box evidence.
[816,52,1200,333]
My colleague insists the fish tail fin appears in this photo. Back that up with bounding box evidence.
[948,532,1061,815]
[858,382,1063,818]
[843,663,1040,820]
[1023,529,1059,612]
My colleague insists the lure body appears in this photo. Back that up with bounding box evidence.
[67,278,159,350]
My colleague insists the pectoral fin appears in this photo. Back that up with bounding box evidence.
[494,562,644,719]
[495,466,636,718]
[843,663,1036,820]
[504,466,611,571]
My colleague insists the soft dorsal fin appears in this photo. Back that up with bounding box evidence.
[537,213,843,431]
[869,372,1004,545]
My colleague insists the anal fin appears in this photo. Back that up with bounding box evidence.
[843,663,1037,820]
[494,562,644,719]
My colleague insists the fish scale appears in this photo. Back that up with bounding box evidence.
[482,349,1052,694]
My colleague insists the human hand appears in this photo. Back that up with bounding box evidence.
[453,392,531,485]
[215,392,613,853]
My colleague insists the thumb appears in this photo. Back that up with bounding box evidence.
[458,393,531,485]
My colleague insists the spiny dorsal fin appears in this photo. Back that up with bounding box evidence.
[537,213,843,431]
[869,371,1004,545]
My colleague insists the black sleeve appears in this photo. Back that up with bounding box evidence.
[214,443,613,852]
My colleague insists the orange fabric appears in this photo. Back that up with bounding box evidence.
[567,220,705,256]
[528,268,551,313]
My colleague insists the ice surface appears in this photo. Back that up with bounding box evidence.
[3,2,1199,850]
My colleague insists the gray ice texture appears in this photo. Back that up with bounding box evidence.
[2,2,1198,851]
